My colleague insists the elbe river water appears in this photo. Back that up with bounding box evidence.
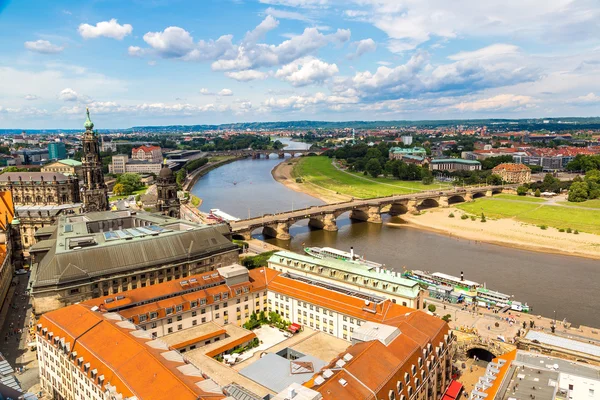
[191,138,600,328]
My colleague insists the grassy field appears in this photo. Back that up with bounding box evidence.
[293,156,450,198]
[457,198,600,234]
[557,199,600,209]
[493,194,547,203]
[109,187,147,202]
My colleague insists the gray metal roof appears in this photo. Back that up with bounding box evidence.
[0,172,72,182]
[239,352,327,393]
[525,331,600,358]
[31,211,237,288]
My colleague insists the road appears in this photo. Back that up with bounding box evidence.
[0,273,40,395]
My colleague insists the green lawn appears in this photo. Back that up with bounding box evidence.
[457,198,600,234]
[493,194,547,203]
[109,187,147,201]
[557,199,600,209]
[293,156,450,198]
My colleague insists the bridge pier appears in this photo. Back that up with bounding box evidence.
[278,152,285,159]
[308,213,338,232]
[407,199,419,214]
[439,195,449,208]
[236,230,253,241]
[464,192,473,202]
[263,221,291,240]
[485,190,493,197]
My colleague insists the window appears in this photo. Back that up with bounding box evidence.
[192,311,197,317]
[192,320,197,326]
[166,307,173,315]
[396,381,403,392]
[139,315,147,322]
[167,318,172,324]
[389,390,396,400]
[167,327,173,333]
[177,315,182,321]
[176,305,183,312]
[177,324,183,330]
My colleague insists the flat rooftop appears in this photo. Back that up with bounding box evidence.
[160,322,226,350]
[525,331,600,358]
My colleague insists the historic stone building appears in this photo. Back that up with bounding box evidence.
[41,159,83,179]
[80,109,109,212]
[156,161,180,218]
[29,210,239,314]
[0,172,80,205]
[492,163,532,184]
[0,173,81,249]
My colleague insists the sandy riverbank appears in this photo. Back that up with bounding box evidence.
[395,208,600,260]
[272,159,600,260]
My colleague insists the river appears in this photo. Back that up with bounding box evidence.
[191,138,600,328]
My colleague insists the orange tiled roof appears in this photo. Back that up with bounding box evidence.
[0,191,14,230]
[205,332,257,358]
[38,304,224,400]
[133,145,161,153]
[481,349,517,398]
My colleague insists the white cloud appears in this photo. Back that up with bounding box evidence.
[57,101,239,117]
[262,91,358,112]
[569,92,600,105]
[218,88,233,96]
[136,16,349,75]
[349,0,600,52]
[259,0,328,7]
[58,88,84,102]
[349,38,376,58]
[78,19,133,40]
[200,88,214,95]
[24,40,64,54]
[128,46,145,57]
[225,70,269,81]
[24,94,39,101]
[448,44,521,61]
[377,61,392,66]
[211,26,350,72]
[265,7,313,22]
[452,94,535,112]
[275,57,339,86]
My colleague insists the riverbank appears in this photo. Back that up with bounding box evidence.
[183,156,242,191]
[272,158,600,260]
[393,208,600,260]
[271,158,352,203]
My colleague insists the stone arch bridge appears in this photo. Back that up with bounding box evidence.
[230,184,517,240]
[206,149,322,159]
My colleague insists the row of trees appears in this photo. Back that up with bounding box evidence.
[568,170,600,202]
[185,135,284,151]
[566,154,600,172]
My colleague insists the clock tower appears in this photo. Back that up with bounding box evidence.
[81,109,109,212]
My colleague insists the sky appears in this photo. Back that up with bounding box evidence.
[1,0,600,129]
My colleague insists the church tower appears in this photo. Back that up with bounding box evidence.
[156,160,180,218]
[81,109,109,212]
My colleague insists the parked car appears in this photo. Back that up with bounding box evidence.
[15,269,28,275]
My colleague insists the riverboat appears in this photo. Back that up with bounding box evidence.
[404,269,529,312]
[209,209,240,222]
[304,246,383,269]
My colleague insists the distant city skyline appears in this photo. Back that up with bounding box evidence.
[1,0,600,128]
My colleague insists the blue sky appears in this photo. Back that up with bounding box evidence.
[1,0,600,128]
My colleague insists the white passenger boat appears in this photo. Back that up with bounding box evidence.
[304,246,383,269]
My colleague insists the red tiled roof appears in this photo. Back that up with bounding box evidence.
[492,163,531,172]
[38,304,223,400]
[133,145,161,153]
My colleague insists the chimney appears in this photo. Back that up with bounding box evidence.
[288,387,296,399]
[350,247,354,260]
[461,271,464,282]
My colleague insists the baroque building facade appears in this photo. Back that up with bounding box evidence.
[80,109,109,212]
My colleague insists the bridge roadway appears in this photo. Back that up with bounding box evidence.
[230,184,517,240]
[205,149,321,158]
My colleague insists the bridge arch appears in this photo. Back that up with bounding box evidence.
[472,192,486,199]
[389,203,409,216]
[447,195,466,205]
[417,198,439,210]
[492,188,503,195]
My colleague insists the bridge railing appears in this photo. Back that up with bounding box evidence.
[231,184,515,227]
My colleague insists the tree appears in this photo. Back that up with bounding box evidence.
[517,186,528,196]
[176,169,186,186]
[534,188,541,197]
[113,183,126,196]
[365,158,382,178]
[421,168,434,185]
[116,173,143,194]
[568,181,589,202]
[488,174,503,185]
[428,304,437,313]
[441,314,452,322]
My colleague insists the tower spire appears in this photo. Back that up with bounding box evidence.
[84,107,94,131]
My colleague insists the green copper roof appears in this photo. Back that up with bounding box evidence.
[58,159,82,167]
[84,108,94,130]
